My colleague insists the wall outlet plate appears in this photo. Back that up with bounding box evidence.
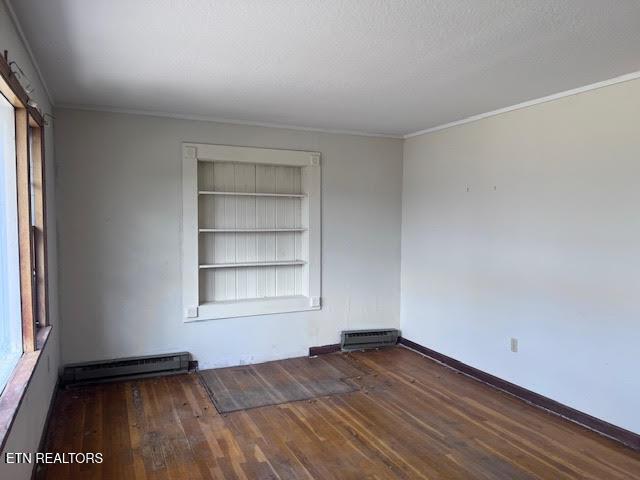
[510,337,518,353]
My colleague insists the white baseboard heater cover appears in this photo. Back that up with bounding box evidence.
[341,329,400,351]
[62,352,191,385]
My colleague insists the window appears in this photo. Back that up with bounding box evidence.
[0,93,21,390]
[182,143,321,321]
[0,51,50,403]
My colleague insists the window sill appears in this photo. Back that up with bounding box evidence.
[0,325,52,452]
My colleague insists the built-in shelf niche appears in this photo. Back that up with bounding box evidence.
[182,143,321,321]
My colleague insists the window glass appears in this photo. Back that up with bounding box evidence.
[0,93,22,392]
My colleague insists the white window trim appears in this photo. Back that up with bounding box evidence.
[181,142,321,321]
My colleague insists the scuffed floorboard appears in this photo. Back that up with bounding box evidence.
[37,347,640,479]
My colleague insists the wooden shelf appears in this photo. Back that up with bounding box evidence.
[199,191,306,198]
[199,260,306,269]
[199,228,307,233]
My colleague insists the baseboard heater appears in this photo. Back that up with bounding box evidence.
[62,352,191,386]
[341,329,400,351]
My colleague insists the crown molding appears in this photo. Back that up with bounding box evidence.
[4,0,54,107]
[55,104,404,139]
[404,70,640,139]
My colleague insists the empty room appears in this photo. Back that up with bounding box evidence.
[1,1,639,478]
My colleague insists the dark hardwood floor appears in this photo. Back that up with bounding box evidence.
[38,347,640,479]
[199,353,365,413]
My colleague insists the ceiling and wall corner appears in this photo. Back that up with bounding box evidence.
[404,70,640,138]
[2,0,53,106]
[7,0,640,137]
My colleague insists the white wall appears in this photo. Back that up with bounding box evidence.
[54,109,403,368]
[401,77,640,434]
[0,2,61,479]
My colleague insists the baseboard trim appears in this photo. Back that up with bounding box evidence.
[309,344,341,356]
[398,337,640,452]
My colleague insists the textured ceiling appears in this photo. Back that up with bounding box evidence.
[9,0,640,136]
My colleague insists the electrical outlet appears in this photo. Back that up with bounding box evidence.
[510,338,518,353]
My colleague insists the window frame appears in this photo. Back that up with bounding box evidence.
[2,85,49,353]
[181,143,321,321]
[0,50,51,452]
[29,122,49,333]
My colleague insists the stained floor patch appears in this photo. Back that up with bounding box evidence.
[199,353,368,412]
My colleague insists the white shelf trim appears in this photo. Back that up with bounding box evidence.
[199,260,307,269]
[183,143,321,321]
[201,295,306,306]
[198,190,306,198]
[199,228,307,233]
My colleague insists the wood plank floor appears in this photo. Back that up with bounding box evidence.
[199,353,366,412]
[38,347,640,479]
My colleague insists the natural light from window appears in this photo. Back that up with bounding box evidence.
[0,93,22,393]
